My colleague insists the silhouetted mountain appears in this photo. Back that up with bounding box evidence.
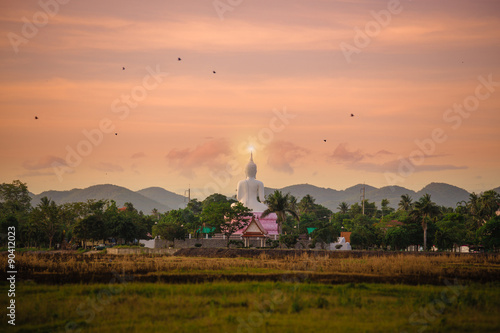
[28,182,495,215]
[31,184,172,213]
[415,183,470,208]
[266,183,471,212]
[137,187,187,210]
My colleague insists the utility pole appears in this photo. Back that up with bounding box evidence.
[360,184,365,215]
[184,185,191,203]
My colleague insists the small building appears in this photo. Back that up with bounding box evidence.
[341,232,352,243]
[241,217,268,247]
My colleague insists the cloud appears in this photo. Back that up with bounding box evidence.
[331,143,364,163]
[23,155,68,170]
[266,141,309,174]
[330,144,465,174]
[92,162,124,173]
[165,138,231,178]
[131,152,146,159]
[350,159,467,174]
[17,170,66,178]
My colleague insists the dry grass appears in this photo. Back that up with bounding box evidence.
[2,251,499,284]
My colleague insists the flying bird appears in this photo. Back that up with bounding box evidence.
[35,116,38,120]
[351,113,354,117]
[122,67,125,70]
[213,71,216,74]
[324,140,327,142]
[178,57,181,61]
[115,133,118,136]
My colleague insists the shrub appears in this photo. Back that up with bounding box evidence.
[280,234,299,249]
[266,239,279,249]
[228,240,244,248]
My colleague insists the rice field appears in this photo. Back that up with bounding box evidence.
[1,250,499,332]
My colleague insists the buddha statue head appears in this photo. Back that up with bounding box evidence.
[245,152,257,178]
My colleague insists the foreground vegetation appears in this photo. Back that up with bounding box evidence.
[3,250,499,285]
[2,281,499,333]
[1,180,500,252]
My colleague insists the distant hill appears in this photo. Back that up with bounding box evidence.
[31,184,174,214]
[415,183,470,208]
[29,182,498,215]
[269,182,472,212]
[136,187,187,210]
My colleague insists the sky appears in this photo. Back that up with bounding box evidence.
[1,0,499,199]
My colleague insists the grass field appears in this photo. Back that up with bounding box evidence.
[1,250,499,332]
[2,281,499,333]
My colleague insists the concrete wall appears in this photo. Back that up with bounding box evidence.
[107,248,178,255]
[151,237,325,250]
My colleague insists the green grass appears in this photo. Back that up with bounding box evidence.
[2,281,499,333]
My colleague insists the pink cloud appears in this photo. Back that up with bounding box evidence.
[165,138,231,178]
[131,152,146,159]
[92,162,124,173]
[266,141,309,174]
[23,156,67,170]
[331,143,364,163]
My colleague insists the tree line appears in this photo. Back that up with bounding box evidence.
[1,180,499,251]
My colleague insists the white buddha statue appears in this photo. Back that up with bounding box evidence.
[236,153,268,212]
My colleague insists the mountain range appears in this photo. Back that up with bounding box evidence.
[30,183,500,214]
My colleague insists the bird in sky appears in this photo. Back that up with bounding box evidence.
[351,113,354,117]
[324,140,327,142]
[178,57,181,61]
[35,116,38,119]
[213,71,216,74]
[115,133,118,136]
[122,67,125,70]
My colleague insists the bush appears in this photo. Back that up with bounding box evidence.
[228,240,244,248]
[266,239,279,249]
[280,234,299,249]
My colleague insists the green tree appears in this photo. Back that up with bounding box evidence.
[219,203,252,247]
[73,215,106,248]
[478,216,500,251]
[0,180,32,218]
[262,190,299,235]
[350,225,377,250]
[398,194,414,212]
[298,194,315,214]
[152,209,189,247]
[186,199,203,215]
[381,199,394,218]
[385,227,410,251]
[337,202,350,214]
[434,213,467,251]
[202,193,233,210]
[280,234,299,249]
[32,197,61,248]
[311,220,339,249]
[410,194,440,251]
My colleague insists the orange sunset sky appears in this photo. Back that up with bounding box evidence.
[1,0,499,199]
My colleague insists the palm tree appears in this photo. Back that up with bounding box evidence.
[261,190,299,235]
[298,194,316,214]
[478,190,500,223]
[35,196,61,249]
[337,202,350,214]
[381,198,390,218]
[410,194,440,250]
[398,194,413,212]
